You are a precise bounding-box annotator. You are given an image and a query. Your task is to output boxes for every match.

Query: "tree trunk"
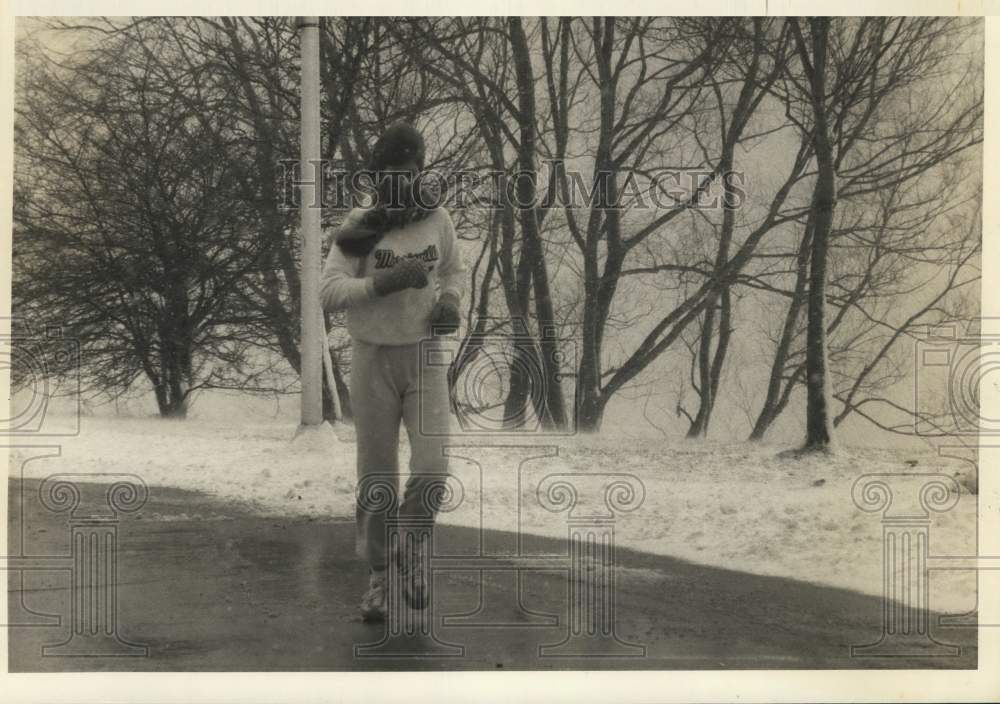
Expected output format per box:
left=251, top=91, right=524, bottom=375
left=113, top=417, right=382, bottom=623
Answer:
left=686, top=142, right=739, bottom=439
left=449, top=215, right=498, bottom=401
left=749, top=216, right=813, bottom=441
left=154, top=354, right=190, bottom=418
left=159, top=395, right=188, bottom=418
left=686, top=305, right=717, bottom=438
left=155, top=277, right=192, bottom=419
left=686, top=286, right=731, bottom=438
left=799, top=18, right=836, bottom=451
left=503, top=337, right=538, bottom=429
left=685, top=135, right=744, bottom=438
left=576, top=391, right=606, bottom=433
left=509, top=17, right=567, bottom=431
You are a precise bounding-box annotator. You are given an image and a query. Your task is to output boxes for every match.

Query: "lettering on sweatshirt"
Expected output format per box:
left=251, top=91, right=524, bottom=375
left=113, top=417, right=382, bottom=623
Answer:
left=372, top=244, right=439, bottom=270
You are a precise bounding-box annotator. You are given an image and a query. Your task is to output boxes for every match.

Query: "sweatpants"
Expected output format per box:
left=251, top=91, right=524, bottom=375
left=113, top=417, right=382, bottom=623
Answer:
left=351, top=338, right=451, bottom=571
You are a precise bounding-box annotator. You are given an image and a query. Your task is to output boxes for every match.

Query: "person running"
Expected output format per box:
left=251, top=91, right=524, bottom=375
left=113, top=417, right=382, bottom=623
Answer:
left=320, top=123, right=465, bottom=621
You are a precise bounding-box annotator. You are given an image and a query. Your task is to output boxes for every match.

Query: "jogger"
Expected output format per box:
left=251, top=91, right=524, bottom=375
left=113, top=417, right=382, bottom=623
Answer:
left=319, top=123, right=465, bottom=620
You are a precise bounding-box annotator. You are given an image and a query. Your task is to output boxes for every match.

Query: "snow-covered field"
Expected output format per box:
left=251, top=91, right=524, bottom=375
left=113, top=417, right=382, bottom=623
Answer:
left=7, top=413, right=978, bottom=614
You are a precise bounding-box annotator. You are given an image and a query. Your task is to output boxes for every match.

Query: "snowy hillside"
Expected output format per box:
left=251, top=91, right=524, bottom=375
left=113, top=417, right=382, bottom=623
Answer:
left=7, top=414, right=978, bottom=614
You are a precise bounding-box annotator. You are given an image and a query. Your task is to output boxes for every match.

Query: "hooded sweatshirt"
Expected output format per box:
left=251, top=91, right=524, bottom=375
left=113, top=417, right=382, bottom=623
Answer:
left=320, top=206, right=466, bottom=345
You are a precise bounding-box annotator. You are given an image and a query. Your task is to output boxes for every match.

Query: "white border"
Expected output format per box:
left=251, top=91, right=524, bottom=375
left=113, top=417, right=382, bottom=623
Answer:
left=1, top=4, right=997, bottom=703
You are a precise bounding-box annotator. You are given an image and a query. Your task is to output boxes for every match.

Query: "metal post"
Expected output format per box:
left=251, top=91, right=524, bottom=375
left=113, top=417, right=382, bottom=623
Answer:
left=298, top=16, right=323, bottom=427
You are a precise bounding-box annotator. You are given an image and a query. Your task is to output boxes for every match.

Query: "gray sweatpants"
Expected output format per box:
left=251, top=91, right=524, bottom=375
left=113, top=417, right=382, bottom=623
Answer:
left=351, top=338, right=451, bottom=571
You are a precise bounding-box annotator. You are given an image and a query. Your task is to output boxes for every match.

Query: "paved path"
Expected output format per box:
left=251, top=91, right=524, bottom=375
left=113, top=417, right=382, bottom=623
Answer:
left=6, top=478, right=976, bottom=671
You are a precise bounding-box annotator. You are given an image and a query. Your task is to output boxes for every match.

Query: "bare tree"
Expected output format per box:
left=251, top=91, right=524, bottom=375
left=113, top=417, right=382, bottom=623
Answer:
left=386, top=17, right=569, bottom=430
left=788, top=17, right=837, bottom=450
left=748, top=16, right=983, bottom=442
left=677, top=19, right=785, bottom=437
left=543, top=18, right=807, bottom=431
left=14, top=20, right=265, bottom=416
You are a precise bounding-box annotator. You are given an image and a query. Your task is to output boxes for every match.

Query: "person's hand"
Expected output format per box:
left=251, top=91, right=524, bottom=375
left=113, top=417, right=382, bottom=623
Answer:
left=429, top=292, right=461, bottom=335
left=372, top=257, right=429, bottom=297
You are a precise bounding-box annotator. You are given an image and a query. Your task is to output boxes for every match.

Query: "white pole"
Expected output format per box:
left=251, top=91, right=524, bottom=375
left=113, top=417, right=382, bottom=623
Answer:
left=298, top=16, right=323, bottom=427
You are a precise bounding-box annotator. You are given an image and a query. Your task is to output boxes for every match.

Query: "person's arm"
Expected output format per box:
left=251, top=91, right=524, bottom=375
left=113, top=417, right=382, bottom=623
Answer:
left=429, top=209, right=467, bottom=334
left=321, top=212, right=378, bottom=313
left=321, top=211, right=430, bottom=313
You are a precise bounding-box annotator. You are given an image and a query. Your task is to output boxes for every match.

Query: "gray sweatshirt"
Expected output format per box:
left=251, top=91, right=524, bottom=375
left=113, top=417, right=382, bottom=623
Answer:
left=320, top=206, right=466, bottom=345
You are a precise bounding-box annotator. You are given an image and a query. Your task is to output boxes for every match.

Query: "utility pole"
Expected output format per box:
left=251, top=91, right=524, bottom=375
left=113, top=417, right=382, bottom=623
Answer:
left=297, top=16, right=323, bottom=428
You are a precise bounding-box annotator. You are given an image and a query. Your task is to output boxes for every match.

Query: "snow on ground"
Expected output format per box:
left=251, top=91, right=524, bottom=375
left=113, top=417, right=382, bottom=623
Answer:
left=7, top=413, right=978, bottom=613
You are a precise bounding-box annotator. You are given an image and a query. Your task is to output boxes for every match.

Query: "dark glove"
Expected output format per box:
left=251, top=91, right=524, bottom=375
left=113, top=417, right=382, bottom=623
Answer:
left=372, top=257, right=429, bottom=297
left=429, top=292, right=461, bottom=335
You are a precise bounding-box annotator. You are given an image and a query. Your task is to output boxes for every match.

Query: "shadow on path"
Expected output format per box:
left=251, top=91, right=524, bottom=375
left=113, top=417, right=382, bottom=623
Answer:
left=6, top=478, right=976, bottom=671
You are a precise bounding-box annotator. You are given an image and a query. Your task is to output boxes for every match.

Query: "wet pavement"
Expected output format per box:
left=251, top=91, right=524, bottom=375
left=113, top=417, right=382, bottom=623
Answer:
left=7, top=478, right=977, bottom=671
